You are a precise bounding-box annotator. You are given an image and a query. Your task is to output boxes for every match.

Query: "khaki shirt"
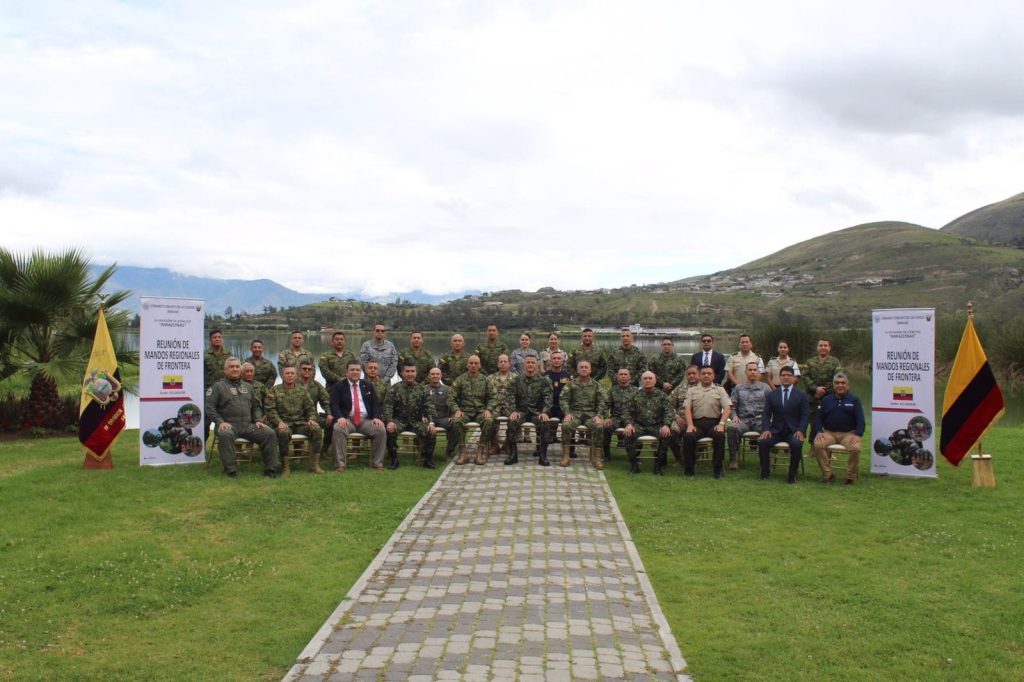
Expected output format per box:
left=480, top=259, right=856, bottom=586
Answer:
left=726, top=351, right=765, bottom=383
left=684, top=384, right=732, bottom=420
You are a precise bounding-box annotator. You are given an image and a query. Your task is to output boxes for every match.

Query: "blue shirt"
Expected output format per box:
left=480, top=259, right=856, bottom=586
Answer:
left=815, top=392, right=865, bottom=435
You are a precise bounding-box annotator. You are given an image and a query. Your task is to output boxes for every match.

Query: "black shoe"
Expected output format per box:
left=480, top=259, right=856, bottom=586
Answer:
left=629, top=460, right=641, bottom=474
left=713, top=472, right=723, bottom=480
left=760, top=474, right=770, bottom=480
left=226, top=470, right=239, bottom=478
left=422, top=455, right=436, bottom=469
left=503, top=452, right=518, bottom=465
left=387, top=453, right=400, bottom=470
left=538, top=449, right=550, bottom=466
left=263, top=469, right=278, bottom=478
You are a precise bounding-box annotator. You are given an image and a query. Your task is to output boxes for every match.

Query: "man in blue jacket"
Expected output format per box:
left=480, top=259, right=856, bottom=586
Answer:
left=811, top=372, right=865, bottom=485
left=757, top=366, right=809, bottom=483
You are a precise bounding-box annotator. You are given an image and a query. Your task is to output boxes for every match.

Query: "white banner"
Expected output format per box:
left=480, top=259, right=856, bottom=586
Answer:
left=870, top=308, right=937, bottom=477
left=139, top=297, right=206, bottom=466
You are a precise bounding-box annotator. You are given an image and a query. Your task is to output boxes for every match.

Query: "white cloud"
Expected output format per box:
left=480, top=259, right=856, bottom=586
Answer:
left=2, top=0, right=1023, bottom=298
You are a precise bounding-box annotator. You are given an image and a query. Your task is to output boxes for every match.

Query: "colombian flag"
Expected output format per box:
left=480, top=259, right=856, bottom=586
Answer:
left=79, top=307, right=126, bottom=468
left=940, top=316, right=1004, bottom=466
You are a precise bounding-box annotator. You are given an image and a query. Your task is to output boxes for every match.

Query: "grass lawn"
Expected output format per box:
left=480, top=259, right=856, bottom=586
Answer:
left=606, top=425, right=1024, bottom=681
left=0, top=432, right=441, bottom=680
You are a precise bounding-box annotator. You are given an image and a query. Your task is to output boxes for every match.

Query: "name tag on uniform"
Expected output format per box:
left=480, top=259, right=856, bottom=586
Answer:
left=240, top=387, right=248, bottom=394
left=230, top=387, right=238, bottom=395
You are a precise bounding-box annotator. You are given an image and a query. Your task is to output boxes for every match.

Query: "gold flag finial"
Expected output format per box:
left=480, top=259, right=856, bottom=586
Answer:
left=967, top=301, right=974, bottom=319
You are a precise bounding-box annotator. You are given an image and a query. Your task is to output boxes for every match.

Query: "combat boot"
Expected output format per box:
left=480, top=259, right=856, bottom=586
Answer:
left=281, top=456, right=291, bottom=476
left=387, top=448, right=399, bottom=470
left=537, top=442, right=550, bottom=467
left=475, top=447, right=487, bottom=465
left=503, top=442, right=519, bottom=466
left=560, top=447, right=571, bottom=467
left=628, top=448, right=641, bottom=474
left=310, top=453, right=325, bottom=474
left=456, top=445, right=469, bottom=465
left=591, top=447, right=604, bottom=471
left=422, top=446, right=436, bottom=469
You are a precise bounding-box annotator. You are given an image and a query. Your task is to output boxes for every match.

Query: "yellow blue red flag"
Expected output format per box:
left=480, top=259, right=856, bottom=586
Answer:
left=940, top=316, right=1004, bottom=466
left=79, top=307, right=126, bottom=467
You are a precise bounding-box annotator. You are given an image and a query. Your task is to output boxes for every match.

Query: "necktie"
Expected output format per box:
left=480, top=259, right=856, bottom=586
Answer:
left=352, top=382, right=362, bottom=426
left=704, top=352, right=710, bottom=367
left=783, top=387, right=789, bottom=404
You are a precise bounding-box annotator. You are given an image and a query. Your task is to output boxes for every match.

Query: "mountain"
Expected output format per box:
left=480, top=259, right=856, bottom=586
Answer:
left=94, top=266, right=476, bottom=313
left=941, top=192, right=1024, bottom=247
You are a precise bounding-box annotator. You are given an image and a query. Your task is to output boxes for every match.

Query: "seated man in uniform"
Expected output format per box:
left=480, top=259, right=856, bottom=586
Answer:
left=298, top=359, right=333, bottom=459
left=384, top=361, right=438, bottom=470
left=727, top=361, right=771, bottom=470
left=668, top=365, right=701, bottom=464
left=506, top=355, right=554, bottom=466
left=448, top=355, right=495, bottom=465
left=485, top=354, right=516, bottom=455
left=561, top=360, right=608, bottom=469
left=605, top=368, right=638, bottom=463
left=265, top=365, right=324, bottom=475
left=683, top=366, right=732, bottom=478
left=206, top=356, right=279, bottom=478
left=623, top=371, right=672, bottom=475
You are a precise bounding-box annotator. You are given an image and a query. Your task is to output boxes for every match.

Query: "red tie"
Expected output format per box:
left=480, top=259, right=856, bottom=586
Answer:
left=352, top=382, right=362, bottom=426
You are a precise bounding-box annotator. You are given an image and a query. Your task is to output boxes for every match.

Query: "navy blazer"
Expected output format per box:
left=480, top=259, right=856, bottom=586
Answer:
left=690, top=350, right=727, bottom=384
left=761, top=385, right=809, bottom=435
left=330, top=379, right=382, bottom=421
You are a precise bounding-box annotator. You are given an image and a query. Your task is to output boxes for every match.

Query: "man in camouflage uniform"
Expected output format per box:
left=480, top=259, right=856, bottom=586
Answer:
left=624, top=371, right=673, bottom=474
left=728, top=361, right=771, bottom=469
left=384, top=362, right=438, bottom=470
left=265, top=365, right=324, bottom=474
left=241, top=363, right=267, bottom=412
left=425, top=367, right=455, bottom=462
left=398, top=331, right=435, bottom=384
left=298, top=359, right=333, bottom=456
left=607, top=328, right=647, bottom=387
left=506, top=355, right=554, bottom=466
left=245, top=339, right=277, bottom=388
left=319, top=331, right=357, bottom=393
left=605, top=367, right=639, bottom=464
left=279, top=330, right=314, bottom=371
left=568, top=328, right=608, bottom=381
left=204, top=329, right=231, bottom=440
left=475, top=324, right=509, bottom=375
left=684, top=366, right=733, bottom=478
left=365, top=360, right=389, bottom=404
left=801, top=338, right=842, bottom=437
left=448, top=355, right=495, bottom=465
left=668, top=364, right=701, bottom=463
left=359, top=323, right=399, bottom=381
left=439, top=333, right=469, bottom=384
left=648, top=337, right=687, bottom=393
left=205, top=356, right=279, bottom=478
left=485, top=354, right=517, bottom=455
left=561, top=360, right=608, bottom=469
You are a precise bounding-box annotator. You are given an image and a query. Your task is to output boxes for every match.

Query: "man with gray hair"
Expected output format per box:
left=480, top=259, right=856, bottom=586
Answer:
left=811, top=372, right=865, bottom=485
left=206, top=356, right=280, bottom=478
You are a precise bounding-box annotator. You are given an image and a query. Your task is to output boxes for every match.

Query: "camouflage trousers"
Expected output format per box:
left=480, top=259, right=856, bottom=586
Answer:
left=386, top=420, right=437, bottom=458
left=274, top=422, right=324, bottom=459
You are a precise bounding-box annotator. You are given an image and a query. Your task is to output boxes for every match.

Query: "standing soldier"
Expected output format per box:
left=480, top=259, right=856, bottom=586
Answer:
left=241, top=363, right=267, bottom=412
left=265, top=365, right=324, bottom=475
left=765, top=339, right=800, bottom=390
left=725, top=334, right=766, bottom=389
left=486, top=354, right=517, bottom=455
left=439, top=333, right=469, bottom=384
left=604, top=368, right=639, bottom=463
left=425, top=367, right=454, bottom=465
left=364, top=360, right=389, bottom=405
left=569, top=328, right=608, bottom=381
left=319, top=331, right=357, bottom=394
left=204, top=329, right=231, bottom=440
left=510, top=332, right=541, bottom=375
left=359, top=323, right=399, bottom=381
left=205, top=356, right=279, bottom=478
left=298, top=360, right=333, bottom=459
left=624, top=371, right=673, bottom=475
left=540, top=332, right=565, bottom=373
left=384, top=362, right=438, bottom=470
left=245, top=339, right=278, bottom=389
left=475, top=324, right=509, bottom=375
left=801, top=338, right=842, bottom=437
left=607, top=328, right=647, bottom=387
left=448, top=355, right=495, bottom=465
left=684, top=366, right=732, bottom=478
left=278, top=330, right=314, bottom=371
left=398, top=330, right=435, bottom=383
left=507, top=356, right=554, bottom=466
left=668, top=365, right=701, bottom=464
left=561, top=360, right=608, bottom=469
left=648, top=337, right=687, bottom=393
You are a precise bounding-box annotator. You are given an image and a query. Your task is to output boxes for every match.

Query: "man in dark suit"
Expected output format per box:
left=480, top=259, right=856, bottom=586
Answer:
left=330, top=360, right=387, bottom=471
left=758, top=366, right=809, bottom=482
left=690, top=333, right=727, bottom=385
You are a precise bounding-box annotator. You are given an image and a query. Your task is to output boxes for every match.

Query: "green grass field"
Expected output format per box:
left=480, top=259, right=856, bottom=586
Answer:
left=1, top=428, right=1021, bottom=680
left=605, top=427, right=1024, bottom=681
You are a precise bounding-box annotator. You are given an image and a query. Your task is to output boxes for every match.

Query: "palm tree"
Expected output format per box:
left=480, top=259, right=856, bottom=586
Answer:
left=0, top=248, right=135, bottom=429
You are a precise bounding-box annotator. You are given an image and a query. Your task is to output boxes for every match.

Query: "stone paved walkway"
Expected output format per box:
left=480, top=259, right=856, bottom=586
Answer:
left=284, top=449, right=689, bottom=681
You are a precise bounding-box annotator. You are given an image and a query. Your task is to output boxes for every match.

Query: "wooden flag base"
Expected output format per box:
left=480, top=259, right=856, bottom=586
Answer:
left=83, top=451, right=114, bottom=469
left=971, top=454, right=995, bottom=488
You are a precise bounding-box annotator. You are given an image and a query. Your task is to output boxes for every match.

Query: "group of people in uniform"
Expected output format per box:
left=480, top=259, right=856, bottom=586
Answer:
left=204, top=325, right=864, bottom=485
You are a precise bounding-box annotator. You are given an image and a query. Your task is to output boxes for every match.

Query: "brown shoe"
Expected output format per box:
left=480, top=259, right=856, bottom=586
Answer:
left=475, top=450, right=487, bottom=465
left=728, top=461, right=739, bottom=470
left=843, top=478, right=855, bottom=485
left=372, top=465, right=385, bottom=471
left=456, top=446, right=469, bottom=465
left=560, top=451, right=570, bottom=467
left=591, top=450, right=604, bottom=471
left=335, top=466, right=345, bottom=473
left=310, top=454, right=325, bottom=474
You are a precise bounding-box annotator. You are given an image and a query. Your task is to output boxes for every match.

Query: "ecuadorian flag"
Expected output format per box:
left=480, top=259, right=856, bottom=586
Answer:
left=940, top=316, right=1004, bottom=466
left=79, top=308, right=126, bottom=468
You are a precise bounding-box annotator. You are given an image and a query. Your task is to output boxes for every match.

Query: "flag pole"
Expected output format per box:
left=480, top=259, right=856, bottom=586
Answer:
left=965, top=302, right=996, bottom=487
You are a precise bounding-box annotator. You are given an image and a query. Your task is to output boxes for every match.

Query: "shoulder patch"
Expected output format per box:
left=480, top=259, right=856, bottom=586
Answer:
left=205, top=388, right=213, bottom=397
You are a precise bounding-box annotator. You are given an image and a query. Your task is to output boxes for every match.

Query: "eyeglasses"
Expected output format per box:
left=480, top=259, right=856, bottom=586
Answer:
left=300, top=367, right=314, bottom=371
left=374, top=328, right=386, bottom=333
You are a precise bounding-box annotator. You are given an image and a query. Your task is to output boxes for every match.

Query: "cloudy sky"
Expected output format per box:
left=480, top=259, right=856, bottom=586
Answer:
left=3, top=1, right=1023, bottom=297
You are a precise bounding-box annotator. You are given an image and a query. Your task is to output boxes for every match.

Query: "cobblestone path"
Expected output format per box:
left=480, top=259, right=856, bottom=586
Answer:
left=285, top=451, right=689, bottom=681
